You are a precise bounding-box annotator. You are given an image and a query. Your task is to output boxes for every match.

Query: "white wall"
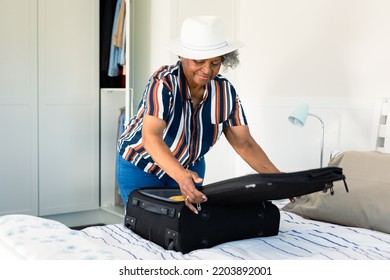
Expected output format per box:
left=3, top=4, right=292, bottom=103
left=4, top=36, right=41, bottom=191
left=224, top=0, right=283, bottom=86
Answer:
left=238, top=0, right=390, bottom=99
left=235, top=0, right=390, bottom=174
left=132, top=0, right=390, bottom=182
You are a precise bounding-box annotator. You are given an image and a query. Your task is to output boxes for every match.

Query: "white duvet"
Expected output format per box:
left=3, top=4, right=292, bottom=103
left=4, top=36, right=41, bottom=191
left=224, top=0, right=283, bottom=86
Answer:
left=1, top=210, right=389, bottom=260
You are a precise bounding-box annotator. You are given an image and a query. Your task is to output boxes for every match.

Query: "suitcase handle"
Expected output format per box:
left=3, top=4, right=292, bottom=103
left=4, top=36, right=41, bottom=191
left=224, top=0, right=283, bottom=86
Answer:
left=131, top=198, right=176, bottom=217
left=308, top=168, right=341, bottom=178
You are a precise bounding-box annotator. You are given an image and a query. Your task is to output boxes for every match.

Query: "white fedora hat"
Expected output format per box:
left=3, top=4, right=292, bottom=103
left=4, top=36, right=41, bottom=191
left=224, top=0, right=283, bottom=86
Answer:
left=170, top=16, right=244, bottom=60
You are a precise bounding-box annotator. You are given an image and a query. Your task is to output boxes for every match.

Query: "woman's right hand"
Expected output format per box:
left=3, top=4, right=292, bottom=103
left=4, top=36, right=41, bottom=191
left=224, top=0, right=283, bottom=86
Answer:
left=177, top=170, right=207, bottom=214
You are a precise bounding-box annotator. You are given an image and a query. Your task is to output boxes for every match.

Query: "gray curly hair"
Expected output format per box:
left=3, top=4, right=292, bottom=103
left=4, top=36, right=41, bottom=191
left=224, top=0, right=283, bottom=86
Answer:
left=221, top=50, right=240, bottom=71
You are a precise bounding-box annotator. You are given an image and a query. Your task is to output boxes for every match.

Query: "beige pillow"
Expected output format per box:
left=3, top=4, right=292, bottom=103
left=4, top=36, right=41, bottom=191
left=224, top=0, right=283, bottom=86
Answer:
left=282, top=151, right=390, bottom=234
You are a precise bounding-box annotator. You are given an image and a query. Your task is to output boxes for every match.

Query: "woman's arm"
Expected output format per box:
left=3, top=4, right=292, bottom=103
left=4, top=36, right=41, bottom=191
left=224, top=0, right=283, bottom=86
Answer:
left=142, top=115, right=207, bottom=213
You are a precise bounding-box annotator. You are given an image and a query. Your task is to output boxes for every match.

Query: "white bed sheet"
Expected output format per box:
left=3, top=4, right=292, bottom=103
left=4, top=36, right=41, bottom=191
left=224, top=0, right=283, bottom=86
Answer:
left=1, top=210, right=389, bottom=260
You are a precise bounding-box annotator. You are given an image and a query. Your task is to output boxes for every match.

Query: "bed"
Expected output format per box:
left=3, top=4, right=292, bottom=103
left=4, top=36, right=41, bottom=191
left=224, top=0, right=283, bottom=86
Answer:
left=1, top=151, right=390, bottom=260
left=0, top=207, right=389, bottom=260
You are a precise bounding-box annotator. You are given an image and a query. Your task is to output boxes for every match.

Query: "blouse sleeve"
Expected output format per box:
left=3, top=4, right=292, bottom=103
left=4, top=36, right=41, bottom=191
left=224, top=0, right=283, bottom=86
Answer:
left=225, top=84, right=248, bottom=127
left=143, top=77, right=172, bottom=122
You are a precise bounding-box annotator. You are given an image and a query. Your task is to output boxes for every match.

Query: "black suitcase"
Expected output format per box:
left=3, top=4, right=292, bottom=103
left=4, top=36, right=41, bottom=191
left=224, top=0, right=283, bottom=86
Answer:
left=124, top=187, right=280, bottom=254
left=124, top=167, right=347, bottom=253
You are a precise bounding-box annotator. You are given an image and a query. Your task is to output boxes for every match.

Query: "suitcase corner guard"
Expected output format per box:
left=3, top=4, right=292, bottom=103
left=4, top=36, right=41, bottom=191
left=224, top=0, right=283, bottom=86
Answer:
left=124, top=215, right=136, bottom=230
left=165, top=228, right=181, bottom=251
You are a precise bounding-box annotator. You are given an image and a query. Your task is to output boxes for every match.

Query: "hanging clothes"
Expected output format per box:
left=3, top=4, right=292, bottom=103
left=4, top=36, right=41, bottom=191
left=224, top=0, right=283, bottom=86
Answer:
left=108, top=0, right=125, bottom=77
left=113, top=0, right=125, bottom=48
left=115, top=0, right=127, bottom=71
left=100, top=0, right=122, bottom=87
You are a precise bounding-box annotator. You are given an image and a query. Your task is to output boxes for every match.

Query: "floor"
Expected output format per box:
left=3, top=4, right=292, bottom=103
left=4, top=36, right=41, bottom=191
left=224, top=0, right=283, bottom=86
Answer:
left=42, top=206, right=125, bottom=228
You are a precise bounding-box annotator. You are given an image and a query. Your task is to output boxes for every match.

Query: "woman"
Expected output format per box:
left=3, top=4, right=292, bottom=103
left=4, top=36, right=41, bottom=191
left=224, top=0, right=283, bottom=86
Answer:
left=116, top=16, right=280, bottom=214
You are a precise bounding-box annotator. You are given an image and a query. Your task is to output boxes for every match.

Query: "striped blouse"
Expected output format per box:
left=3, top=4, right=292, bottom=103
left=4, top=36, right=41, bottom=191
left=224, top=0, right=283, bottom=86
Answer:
left=117, top=61, right=248, bottom=179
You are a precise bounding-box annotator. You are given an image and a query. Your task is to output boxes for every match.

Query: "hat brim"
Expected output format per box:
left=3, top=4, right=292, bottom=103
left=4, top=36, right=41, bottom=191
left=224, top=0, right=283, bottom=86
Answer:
left=169, top=39, right=244, bottom=60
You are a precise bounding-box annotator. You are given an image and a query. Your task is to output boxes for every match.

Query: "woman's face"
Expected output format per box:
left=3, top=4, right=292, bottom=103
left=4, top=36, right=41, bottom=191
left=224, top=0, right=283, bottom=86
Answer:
left=181, top=57, right=222, bottom=88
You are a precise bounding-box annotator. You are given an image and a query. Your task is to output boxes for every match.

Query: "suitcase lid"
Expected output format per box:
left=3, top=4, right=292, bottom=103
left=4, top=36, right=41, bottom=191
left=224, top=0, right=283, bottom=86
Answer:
left=200, top=167, right=348, bottom=205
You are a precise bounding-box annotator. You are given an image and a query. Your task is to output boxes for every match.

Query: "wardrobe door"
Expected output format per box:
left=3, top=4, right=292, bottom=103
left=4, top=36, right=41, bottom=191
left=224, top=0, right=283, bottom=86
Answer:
left=38, top=0, right=99, bottom=215
left=0, top=0, right=39, bottom=215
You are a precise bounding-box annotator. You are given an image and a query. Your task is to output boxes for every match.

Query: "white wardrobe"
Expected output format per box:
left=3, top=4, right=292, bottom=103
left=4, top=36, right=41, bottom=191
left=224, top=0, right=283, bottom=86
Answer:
left=0, top=0, right=99, bottom=216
